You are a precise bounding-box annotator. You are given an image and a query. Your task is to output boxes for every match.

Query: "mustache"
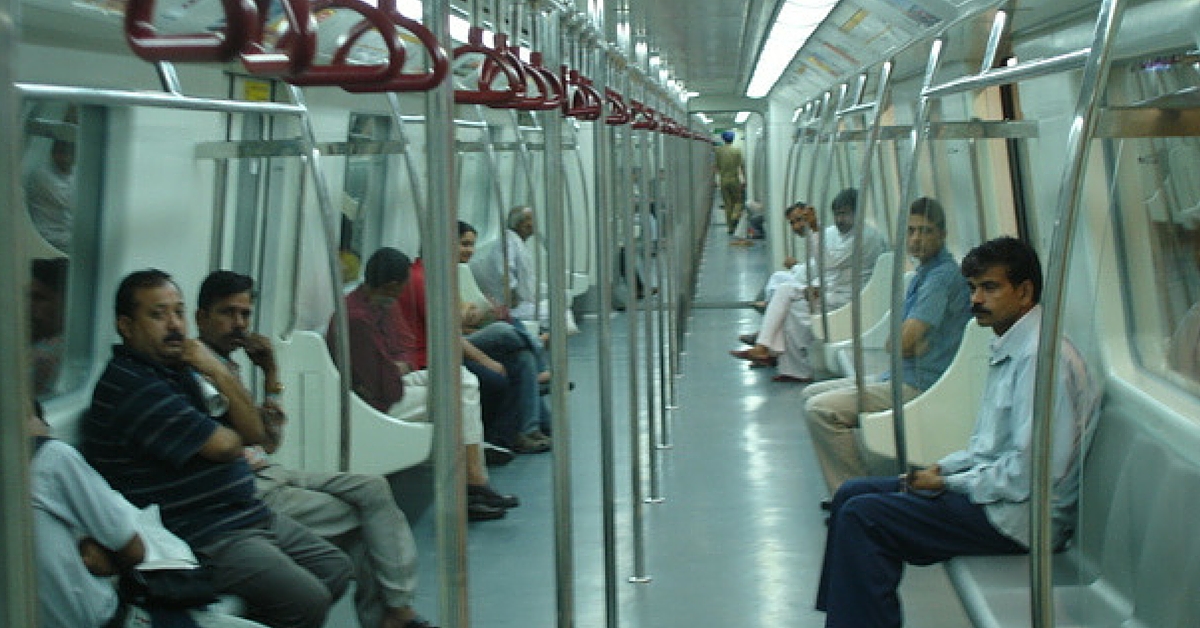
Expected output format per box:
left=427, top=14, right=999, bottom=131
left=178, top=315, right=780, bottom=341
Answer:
left=164, top=331, right=186, bottom=343
left=971, top=305, right=990, bottom=315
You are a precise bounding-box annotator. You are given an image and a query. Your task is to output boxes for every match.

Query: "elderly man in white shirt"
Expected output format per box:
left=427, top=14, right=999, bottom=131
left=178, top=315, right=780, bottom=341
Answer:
left=470, top=206, right=539, bottom=320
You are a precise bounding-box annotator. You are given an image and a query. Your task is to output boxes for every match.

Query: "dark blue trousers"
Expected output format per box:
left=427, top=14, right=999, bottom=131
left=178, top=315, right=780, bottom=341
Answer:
left=815, top=477, right=1026, bottom=628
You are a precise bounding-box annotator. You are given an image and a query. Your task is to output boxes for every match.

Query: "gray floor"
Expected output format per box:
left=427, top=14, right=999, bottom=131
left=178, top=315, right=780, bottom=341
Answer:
left=340, top=210, right=972, bottom=627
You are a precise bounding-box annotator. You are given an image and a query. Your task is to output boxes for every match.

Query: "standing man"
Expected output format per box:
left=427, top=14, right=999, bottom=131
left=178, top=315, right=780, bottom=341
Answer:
left=84, top=269, right=352, bottom=628
left=815, top=237, right=1101, bottom=627
left=803, top=197, right=972, bottom=493
left=713, top=130, right=746, bottom=235
left=195, top=270, right=434, bottom=628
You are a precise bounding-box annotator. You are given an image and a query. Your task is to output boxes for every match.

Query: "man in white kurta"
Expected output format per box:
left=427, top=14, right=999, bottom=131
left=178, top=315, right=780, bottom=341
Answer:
left=734, top=189, right=887, bottom=381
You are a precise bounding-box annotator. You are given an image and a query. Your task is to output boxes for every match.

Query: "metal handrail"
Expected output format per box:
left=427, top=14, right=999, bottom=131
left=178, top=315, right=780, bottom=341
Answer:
left=1, top=0, right=38, bottom=623
left=16, top=83, right=306, bottom=115
left=849, top=60, right=894, bottom=416
left=1029, top=1, right=1125, bottom=625
left=422, top=5, right=470, bottom=627
left=587, top=40, right=621, bottom=628
left=888, top=36, right=945, bottom=474
left=812, top=85, right=847, bottom=341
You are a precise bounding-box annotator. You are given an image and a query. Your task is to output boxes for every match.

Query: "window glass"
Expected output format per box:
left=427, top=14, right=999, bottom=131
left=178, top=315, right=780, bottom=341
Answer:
left=22, top=102, right=84, bottom=400
left=1108, top=58, right=1200, bottom=392
left=342, top=114, right=393, bottom=284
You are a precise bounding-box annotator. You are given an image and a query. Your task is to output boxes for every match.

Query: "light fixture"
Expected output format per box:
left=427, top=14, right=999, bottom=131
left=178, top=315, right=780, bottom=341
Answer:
left=746, top=0, right=838, bottom=98
left=735, top=111, right=751, bottom=124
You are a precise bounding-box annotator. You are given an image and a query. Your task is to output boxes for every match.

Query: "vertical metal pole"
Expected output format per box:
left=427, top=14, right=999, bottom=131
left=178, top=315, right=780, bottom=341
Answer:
left=811, top=87, right=844, bottom=341
left=659, top=115, right=678, bottom=446
left=0, top=0, right=38, bottom=622
left=888, top=38, right=945, bottom=474
left=620, top=74, right=651, bottom=585
left=587, top=25, right=623, bottom=628
left=425, top=2, right=469, bottom=627
left=286, top=86, right=356, bottom=474
left=1030, top=1, right=1124, bottom=626
left=538, top=5, right=576, bottom=626
left=967, top=137, right=990, bottom=243
left=639, top=90, right=664, bottom=501
left=850, top=62, right=894, bottom=416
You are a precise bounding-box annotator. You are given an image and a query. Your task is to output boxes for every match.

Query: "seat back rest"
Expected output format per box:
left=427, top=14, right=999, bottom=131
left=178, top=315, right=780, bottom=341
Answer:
left=1128, top=457, right=1200, bottom=628
left=859, top=320, right=991, bottom=465
left=459, top=262, right=490, bottom=310
left=271, top=330, right=432, bottom=476
left=1073, top=404, right=1137, bottom=581
left=811, top=251, right=894, bottom=343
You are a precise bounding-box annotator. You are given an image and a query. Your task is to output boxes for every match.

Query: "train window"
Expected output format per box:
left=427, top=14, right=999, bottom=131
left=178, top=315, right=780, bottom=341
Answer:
left=22, top=100, right=104, bottom=401
left=1107, top=57, right=1200, bottom=393
left=342, top=114, right=394, bottom=284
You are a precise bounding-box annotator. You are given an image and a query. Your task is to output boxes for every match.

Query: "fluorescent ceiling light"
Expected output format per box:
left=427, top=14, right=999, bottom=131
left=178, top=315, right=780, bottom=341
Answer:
left=735, top=111, right=751, bottom=124
left=698, top=113, right=712, bottom=125
left=746, top=0, right=838, bottom=98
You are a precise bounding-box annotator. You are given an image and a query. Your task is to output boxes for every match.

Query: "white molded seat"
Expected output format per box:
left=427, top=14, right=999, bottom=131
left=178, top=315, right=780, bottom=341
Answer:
left=810, top=252, right=894, bottom=373
left=858, top=320, right=992, bottom=465
left=270, top=331, right=432, bottom=475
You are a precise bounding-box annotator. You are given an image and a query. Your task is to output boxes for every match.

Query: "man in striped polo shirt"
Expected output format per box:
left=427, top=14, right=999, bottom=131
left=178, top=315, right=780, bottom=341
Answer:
left=84, top=269, right=352, bottom=628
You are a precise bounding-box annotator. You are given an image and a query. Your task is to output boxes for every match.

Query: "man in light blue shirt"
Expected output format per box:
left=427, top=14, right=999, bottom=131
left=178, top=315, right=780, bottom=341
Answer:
left=815, top=236, right=1101, bottom=628
left=803, top=197, right=972, bottom=493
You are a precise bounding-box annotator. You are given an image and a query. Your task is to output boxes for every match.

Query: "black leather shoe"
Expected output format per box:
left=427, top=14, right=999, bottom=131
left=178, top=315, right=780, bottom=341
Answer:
left=468, top=484, right=520, bottom=509
left=483, top=442, right=514, bottom=466
left=467, top=501, right=507, bottom=521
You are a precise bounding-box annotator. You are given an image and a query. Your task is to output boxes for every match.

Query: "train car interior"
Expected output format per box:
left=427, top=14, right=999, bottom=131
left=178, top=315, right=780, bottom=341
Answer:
left=2, top=0, right=1199, bottom=627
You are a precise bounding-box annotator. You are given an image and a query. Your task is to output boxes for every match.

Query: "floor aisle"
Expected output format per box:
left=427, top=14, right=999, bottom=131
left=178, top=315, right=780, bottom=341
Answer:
left=390, top=210, right=971, bottom=627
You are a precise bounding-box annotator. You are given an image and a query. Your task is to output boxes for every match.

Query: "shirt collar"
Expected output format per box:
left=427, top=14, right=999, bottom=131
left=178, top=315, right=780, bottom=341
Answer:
left=989, top=304, right=1042, bottom=365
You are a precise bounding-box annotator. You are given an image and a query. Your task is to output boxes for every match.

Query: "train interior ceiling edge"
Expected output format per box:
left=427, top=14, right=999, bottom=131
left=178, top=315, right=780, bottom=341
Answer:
left=5, top=0, right=1200, bottom=627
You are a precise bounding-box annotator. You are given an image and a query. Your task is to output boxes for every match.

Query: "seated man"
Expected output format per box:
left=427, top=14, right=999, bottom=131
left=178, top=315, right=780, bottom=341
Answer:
left=195, top=270, right=434, bottom=628
left=29, top=400, right=269, bottom=628
left=803, top=198, right=972, bottom=493
left=756, top=201, right=817, bottom=309
left=84, top=269, right=352, bottom=628
left=732, top=188, right=888, bottom=382
left=816, top=237, right=1101, bottom=627
left=470, top=206, right=539, bottom=320
left=330, top=247, right=516, bottom=521
left=30, top=257, right=68, bottom=397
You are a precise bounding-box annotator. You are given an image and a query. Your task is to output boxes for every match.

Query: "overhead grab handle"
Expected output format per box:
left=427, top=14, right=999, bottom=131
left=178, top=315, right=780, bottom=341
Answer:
left=283, top=0, right=407, bottom=87
left=521, top=51, right=565, bottom=110
left=240, top=0, right=316, bottom=77
left=605, top=88, right=631, bottom=125
left=125, top=0, right=258, bottom=62
left=340, top=2, right=450, bottom=93
left=563, top=70, right=601, bottom=120
left=454, top=26, right=523, bottom=105
left=631, top=100, right=658, bottom=130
